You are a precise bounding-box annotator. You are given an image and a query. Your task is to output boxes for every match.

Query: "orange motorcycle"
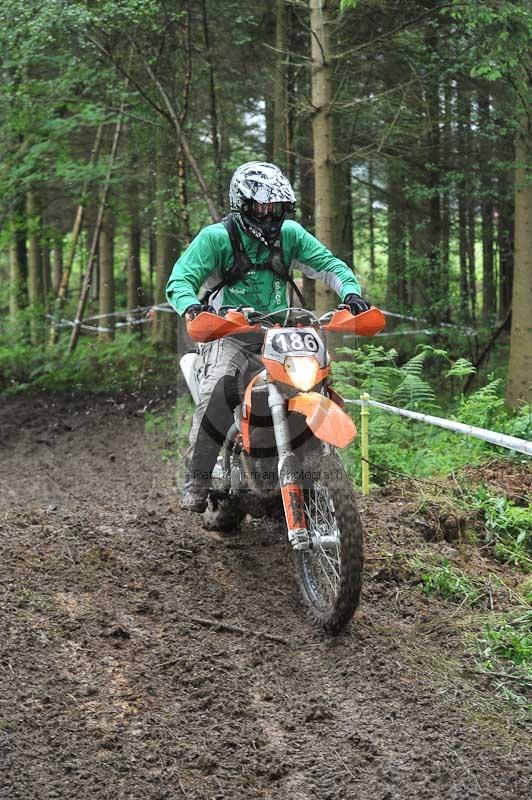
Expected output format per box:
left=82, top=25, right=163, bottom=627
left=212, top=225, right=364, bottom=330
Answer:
left=182, top=305, right=385, bottom=633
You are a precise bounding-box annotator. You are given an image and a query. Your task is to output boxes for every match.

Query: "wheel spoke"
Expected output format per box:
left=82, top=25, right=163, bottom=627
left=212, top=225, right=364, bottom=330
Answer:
left=302, top=481, right=341, bottom=604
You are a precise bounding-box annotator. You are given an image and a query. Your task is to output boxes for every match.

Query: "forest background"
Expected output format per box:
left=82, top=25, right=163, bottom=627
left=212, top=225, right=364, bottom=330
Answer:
left=1, top=0, right=531, bottom=416
left=1, top=0, right=532, bottom=722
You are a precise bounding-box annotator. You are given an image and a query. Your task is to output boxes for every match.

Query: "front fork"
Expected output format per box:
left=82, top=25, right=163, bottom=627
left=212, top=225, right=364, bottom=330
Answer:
left=268, top=383, right=310, bottom=551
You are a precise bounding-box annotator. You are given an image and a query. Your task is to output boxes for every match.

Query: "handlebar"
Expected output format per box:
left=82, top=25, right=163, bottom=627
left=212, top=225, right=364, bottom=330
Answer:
left=186, top=305, right=386, bottom=343
left=215, top=305, right=335, bottom=325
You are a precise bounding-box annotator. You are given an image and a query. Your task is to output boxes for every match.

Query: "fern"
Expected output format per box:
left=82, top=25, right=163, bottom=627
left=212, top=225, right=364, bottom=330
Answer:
left=393, top=372, right=437, bottom=409
left=446, top=358, right=476, bottom=378
left=392, top=349, right=438, bottom=409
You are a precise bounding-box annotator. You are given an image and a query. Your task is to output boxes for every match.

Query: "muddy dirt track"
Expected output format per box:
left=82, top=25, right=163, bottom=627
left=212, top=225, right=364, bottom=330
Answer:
left=0, top=392, right=530, bottom=800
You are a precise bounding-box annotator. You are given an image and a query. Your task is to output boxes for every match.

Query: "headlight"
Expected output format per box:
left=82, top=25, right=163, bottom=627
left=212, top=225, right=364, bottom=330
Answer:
left=284, top=355, right=319, bottom=391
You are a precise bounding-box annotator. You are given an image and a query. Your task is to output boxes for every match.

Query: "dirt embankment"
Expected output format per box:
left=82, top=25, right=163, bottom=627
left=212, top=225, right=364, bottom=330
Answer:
left=0, top=393, right=530, bottom=800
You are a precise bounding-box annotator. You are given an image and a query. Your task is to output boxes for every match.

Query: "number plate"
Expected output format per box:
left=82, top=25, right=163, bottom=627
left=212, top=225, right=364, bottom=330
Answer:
left=263, top=327, right=326, bottom=366
left=271, top=331, right=320, bottom=354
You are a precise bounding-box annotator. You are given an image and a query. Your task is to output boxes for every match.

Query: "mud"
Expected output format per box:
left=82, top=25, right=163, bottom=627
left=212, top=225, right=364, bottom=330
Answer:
left=0, top=392, right=530, bottom=799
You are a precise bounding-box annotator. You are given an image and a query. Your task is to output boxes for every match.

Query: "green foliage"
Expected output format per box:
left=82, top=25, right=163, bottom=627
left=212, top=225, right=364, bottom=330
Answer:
left=334, top=343, right=454, bottom=410
left=335, top=342, right=531, bottom=499
left=446, top=358, right=476, bottom=379
left=482, top=612, right=532, bottom=668
left=0, top=333, right=175, bottom=395
left=447, top=0, right=532, bottom=92
left=392, top=348, right=439, bottom=409
left=477, top=611, right=532, bottom=718
left=455, top=379, right=505, bottom=428
left=144, top=395, right=193, bottom=464
left=469, top=488, right=532, bottom=572
left=418, top=559, right=483, bottom=606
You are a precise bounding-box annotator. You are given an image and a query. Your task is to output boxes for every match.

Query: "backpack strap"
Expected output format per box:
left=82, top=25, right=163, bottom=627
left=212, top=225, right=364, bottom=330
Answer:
left=265, top=239, right=306, bottom=306
left=209, top=213, right=306, bottom=306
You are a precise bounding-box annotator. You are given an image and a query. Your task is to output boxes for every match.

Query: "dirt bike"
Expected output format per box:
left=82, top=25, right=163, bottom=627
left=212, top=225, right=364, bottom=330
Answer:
left=180, top=305, right=385, bottom=633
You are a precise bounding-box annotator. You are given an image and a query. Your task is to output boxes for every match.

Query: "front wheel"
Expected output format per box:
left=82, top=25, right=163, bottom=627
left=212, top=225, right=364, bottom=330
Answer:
left=292, top=450, right=363, bottom=634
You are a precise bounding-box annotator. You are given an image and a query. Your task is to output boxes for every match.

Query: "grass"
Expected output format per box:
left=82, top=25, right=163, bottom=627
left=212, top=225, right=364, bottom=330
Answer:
left=145, top=394, right=193, bottom=468
left=467, top=487, right=532, bottom=573
left=0, top=333, right=177, bottom=395
left=418, top=559, right=484, bottom=606
left=475, top=610, right=532, bottom=721
left=400, top=540, right=532, bottom=719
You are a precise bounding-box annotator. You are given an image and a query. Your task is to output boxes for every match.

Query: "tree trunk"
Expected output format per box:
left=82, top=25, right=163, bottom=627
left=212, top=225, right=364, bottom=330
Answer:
left=176, top=147, right=192, bottom=245
left=52, top=237, right=63, bottom=296
left=99, top=216, right=115, bottom=342
left=42, top=236, right=51, bottom=304
left=152, top=130, right=179, bottom=350
left=148, top=226, right=156, bottom=305
left=505, top=117, right=532, bottom=407
left=67, top=109, right=124, bottom=355
left=297, top=129, right=316, bottom=308
left=127, top=179, right=143, bottom=330
left=458, top=194, right=469, bottom=315
left=386, top=159, right=408, bottom=311
left=457, top=82, right=469, bottom=318
left=8, top=202, right=28, bottom=320
left=310, top=0, right=340, bottom=314
left=478, top=90, right=496, bottom=320
left=88, top=214, right=100, bottom=302
left=368, top=160, right=376, bottom=273
left=339, top=161, right=353, bottom=268
left=441, top=80, right=452, bottom=320
left=263, top=6, right=275, bottom=163
left=49, top=124, right=104, bottom=344
left=26, top=190, right=44, bottom=343
left=273, top=0, right=289, bottom=173
left=497, top=135, right=514, bottom=327
left=176, top=2, right=193, bottom=244
left=498, top=188, right=514, bottom=325
left=467, top=199, right=477, bottom=323
left=465, top=92, right=477, bottom=322
left=425, top=55, right=442, bottom=323
left=200, top=0, right=223, bottom=210
left=407, top=171, right=430, bottom=311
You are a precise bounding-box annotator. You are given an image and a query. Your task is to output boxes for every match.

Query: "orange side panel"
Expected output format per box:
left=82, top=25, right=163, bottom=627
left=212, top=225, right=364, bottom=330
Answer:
left=281, top=483, right=306, bottom=530
left=288, top=392, right=357, bottom=448
left=323, top=306, right=386, bottom=337
left=241, top=373, right=262, bottom=453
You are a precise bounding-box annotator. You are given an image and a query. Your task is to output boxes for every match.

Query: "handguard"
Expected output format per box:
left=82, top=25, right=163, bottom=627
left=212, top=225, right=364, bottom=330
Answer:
left=323, top=306, right=386, bottom=336
left=186, top=310, right=260, bottom=343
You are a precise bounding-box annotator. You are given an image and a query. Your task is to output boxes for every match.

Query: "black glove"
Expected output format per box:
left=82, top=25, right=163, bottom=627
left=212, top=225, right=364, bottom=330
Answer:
left=184, top=303, right=214, bottom=319
left=341, top=293, right=370, bottom=316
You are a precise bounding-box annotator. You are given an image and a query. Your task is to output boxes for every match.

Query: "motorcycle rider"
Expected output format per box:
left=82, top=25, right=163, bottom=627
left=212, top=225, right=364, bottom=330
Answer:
left=166, top=161, right=369, bottom=515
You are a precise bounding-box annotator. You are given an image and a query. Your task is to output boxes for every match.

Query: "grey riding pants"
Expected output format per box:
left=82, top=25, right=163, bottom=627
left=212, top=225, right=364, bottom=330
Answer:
left=186, top=335, right=263, bottom=482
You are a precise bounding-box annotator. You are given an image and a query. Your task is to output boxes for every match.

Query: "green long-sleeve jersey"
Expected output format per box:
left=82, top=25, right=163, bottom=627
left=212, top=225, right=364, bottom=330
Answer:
left=166, top=218, right=361, bottom=316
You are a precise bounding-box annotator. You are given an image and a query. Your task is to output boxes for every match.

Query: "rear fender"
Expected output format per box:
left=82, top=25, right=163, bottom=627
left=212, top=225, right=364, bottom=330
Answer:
left=288, top=391, right=357, bottom=448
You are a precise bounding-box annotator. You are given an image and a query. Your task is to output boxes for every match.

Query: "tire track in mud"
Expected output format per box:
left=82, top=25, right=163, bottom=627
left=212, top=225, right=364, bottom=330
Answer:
left=0, top=394, right=530, bottom=799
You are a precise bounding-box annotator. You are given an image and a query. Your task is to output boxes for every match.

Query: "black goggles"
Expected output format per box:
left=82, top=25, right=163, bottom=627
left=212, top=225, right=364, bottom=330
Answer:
left=246, top=201, right=292, bottom=220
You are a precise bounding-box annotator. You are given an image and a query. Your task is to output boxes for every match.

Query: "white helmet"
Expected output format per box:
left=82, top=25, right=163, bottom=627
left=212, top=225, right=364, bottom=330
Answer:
left=229, top=161, right=296, bottom=245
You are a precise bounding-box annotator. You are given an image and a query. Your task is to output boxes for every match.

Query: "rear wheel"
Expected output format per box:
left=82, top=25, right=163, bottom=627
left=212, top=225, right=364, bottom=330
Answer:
left=292, top=450, right=363, bottom=634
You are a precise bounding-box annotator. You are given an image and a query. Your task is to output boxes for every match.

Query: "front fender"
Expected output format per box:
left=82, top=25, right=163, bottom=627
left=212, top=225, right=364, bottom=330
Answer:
left=287, top=391, right=357, bottom=448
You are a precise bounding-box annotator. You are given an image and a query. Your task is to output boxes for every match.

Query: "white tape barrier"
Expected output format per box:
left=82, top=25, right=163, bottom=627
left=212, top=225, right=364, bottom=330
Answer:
left=377, top=328, right=436, bottom=338
left=83, top=302, right=173, bottom=322
left=46, top=303, right=175, bottom=334
left=346, top=397, right=532, bottom=457
left=380, top=308, right=475, bottom=335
